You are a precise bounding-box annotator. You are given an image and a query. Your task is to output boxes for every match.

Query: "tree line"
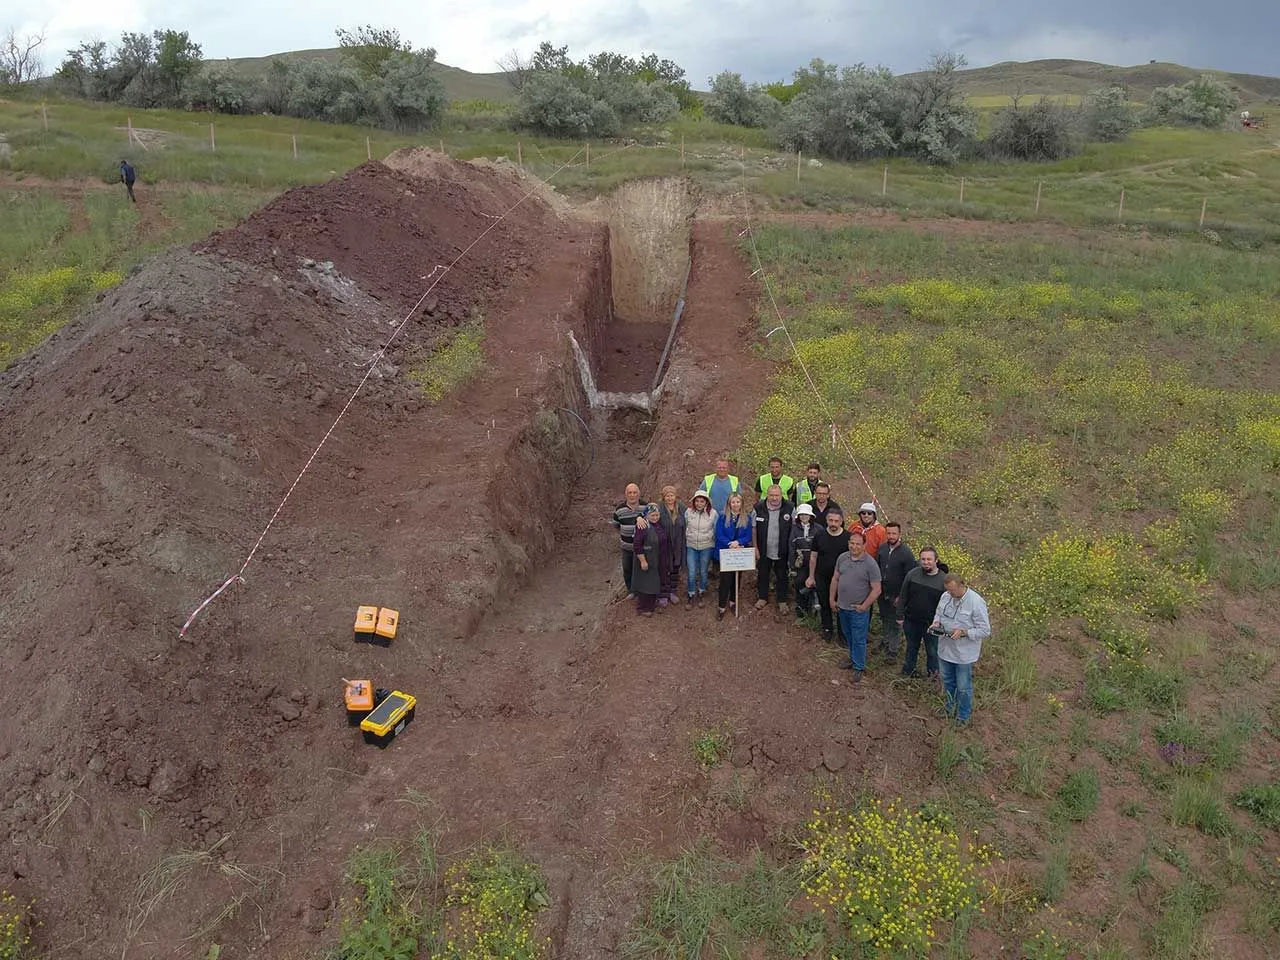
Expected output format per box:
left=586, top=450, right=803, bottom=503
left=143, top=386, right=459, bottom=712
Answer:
left=2, top=23, right=1249, bottom=162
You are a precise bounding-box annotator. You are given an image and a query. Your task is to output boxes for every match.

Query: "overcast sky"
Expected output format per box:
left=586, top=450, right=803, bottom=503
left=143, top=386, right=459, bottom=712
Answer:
left=15, top=0, right=1278, bottom=85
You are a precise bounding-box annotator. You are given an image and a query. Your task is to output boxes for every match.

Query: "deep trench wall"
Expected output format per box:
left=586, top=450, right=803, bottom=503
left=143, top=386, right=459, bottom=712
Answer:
left=606, top=178, right=696, bottom=323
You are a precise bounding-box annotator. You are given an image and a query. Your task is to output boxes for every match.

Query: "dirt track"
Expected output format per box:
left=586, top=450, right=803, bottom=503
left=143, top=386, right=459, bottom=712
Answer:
left=0, top=156, right=943, bottom=957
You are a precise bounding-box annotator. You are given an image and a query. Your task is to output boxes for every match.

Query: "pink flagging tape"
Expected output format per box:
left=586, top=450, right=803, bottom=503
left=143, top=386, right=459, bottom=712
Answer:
left=180, top=146, right=590, bottom=638
left=179, top=574, right=245, bottom=637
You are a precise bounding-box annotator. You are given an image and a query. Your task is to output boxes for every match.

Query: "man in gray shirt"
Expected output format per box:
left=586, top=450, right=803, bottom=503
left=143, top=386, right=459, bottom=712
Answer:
left=752, top=484, right=793, bottom=613
left=829, top=530, right=881, bottom=680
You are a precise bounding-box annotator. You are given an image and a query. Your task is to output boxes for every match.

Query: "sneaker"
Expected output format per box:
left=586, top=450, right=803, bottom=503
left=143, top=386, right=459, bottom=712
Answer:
left=754, top=599, right=768, bottom=611
left=852, top=670, right=864, bottom=683
left=838, top=658, right=854, bottom=670
left=953, top=718, right=970, bottom=729
left=658, top=597, right=669, bottom=608
left=669, top=593, right=680, bottom=605
left=717, top=608, right=725, bottom=621
left=686, top=595, right=696, bottom=609
left=822, top=629, right=834, bottom=643
left=778, top=602, right=790, bottom=615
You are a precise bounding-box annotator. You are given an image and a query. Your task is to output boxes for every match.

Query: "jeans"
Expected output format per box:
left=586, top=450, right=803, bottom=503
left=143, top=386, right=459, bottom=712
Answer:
left=902, top=619, right=939, bottom=677
left=940, top=659, right=975, bottom=722
left=686, top=546, right=713, bottom=595
left=876, top=597, right=901, bottom=655
left=620, top=549, right=635, bottom=592
left=756, top=555, right=789, bottom=602
left=837, top=608, right=870, bottom=672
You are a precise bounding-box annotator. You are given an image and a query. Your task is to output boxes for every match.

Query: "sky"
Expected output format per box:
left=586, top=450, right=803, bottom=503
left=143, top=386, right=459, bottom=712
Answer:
left=13, top=0, right=1279, bottom=85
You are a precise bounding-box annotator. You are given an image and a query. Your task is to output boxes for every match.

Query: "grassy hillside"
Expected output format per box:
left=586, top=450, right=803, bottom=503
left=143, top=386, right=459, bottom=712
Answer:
left=923, top=58, right=1280, bottom=104
left=207, top=48, right=515, bottom=102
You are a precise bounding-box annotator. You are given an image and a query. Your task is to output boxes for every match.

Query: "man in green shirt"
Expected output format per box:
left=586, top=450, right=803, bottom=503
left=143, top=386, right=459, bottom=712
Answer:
left=754, top=456, right=795, bottom=502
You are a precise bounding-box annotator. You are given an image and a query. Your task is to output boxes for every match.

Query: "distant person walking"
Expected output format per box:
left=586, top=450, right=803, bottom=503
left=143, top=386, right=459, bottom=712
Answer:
left=931, top=573, right=992, bottom=727
left=683, top=490, right=718, bottom=607
left=119, top=160, right=136, bottom=203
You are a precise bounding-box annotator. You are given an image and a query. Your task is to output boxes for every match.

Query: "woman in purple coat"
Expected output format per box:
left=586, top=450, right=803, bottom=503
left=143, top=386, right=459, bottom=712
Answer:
left=631, top=503, right=668, bottom=616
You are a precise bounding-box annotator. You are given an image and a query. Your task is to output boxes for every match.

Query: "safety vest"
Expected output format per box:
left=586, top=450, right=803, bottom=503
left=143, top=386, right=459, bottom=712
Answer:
left=703, top=474, right=739, bottom=494
left=757, top=473, right=795, bottom=500
left=795, top=478, right=821, bottom=504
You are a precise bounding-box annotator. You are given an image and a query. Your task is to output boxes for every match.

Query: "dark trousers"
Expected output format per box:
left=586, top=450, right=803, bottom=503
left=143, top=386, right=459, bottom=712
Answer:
left=876, top=596, right=901, bottom=655
left=125, top=181, right=136, bottom=202
left=717, top=568, right=739, bottom=608
left=620, top=549, right=635, bottom=592
left=756, top=556, right=789, bottom=602
left=815, top=572, right=835, bottom=633
left=794, top=572, right=817, bottom=616
left=902, top=618, right=940, bottom=677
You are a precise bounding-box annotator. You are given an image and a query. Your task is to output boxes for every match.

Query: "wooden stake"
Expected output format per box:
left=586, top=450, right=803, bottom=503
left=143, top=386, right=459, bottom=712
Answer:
left=209, top=122, right=215, bottom=152
left=1035, top=180, right=1042, bottom=213
left=585, top=141, right=590, bottom=166
left=797, top=150, right=802, bottom=182
left=366, top=136, right=371, bottom=160
left=517, top=140, right=522, bottom=169
left=1198, top=196, right=1208, bottom=228
left=680, top=134, right=685, bottom=168
left=881, top=164, right=888, bottom=195
left=959, top=176, right=965, bottom=203
left=127, top=115, right=133, bottom=142
left=439, top=139, right=444, bottom=154
left=1118, top=188, right=1125, bottom=221
left=292, top=134, right=297, bottom=159
left=41, top=102, right=48, bottom=131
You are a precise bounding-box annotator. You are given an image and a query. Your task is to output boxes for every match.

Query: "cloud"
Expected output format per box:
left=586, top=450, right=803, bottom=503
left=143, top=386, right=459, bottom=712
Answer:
left=13, top=0, right=1277, bottom=86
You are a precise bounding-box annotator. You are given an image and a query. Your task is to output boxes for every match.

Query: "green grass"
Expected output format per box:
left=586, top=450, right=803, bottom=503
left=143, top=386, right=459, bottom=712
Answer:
left=1052, top=769, right=1101, bottom=823
left=1232, top=781, right=1280, bottom=829
left=1169, top=779, right=1234, bottom=837
left=691, top=728, right=730, bottom=769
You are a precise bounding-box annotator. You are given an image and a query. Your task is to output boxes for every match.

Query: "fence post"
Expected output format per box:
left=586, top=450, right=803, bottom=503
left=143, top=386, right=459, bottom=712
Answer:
left=585, top=141, right=590, bottom=166
left=1118, top=188, right=1125, bottom=221
left=797, top=150, right=802, bottom=183
left=680, top=135, right=685, bottom=168
left=366, top=136, right=371, bottom=160
left=1035, top=180, right=1042, bottom=213
left=209, top=123, right=215, bottom=152
left=127, top=115, right=133, bottom=143
left=517, top=140, right=522, bottom=169
left=41, top=102, right=48, bottom=131
left=1198, top=196, right=1208, bottom=228
left=959, top=177, right=965, bottom=203
left=881, top=164, right=888, bottom=196
left=439, top=139, right=444, bottom=154
left=292, top=134, right=297, bottom=159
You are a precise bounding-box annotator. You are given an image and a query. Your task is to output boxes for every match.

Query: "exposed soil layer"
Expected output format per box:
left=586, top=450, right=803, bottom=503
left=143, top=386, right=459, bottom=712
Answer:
left=595, top=320, right=671, bottom=393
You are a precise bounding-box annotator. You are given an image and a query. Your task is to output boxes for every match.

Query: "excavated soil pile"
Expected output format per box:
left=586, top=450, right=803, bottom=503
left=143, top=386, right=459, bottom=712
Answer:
left=0, top=154, right=603, bottom=955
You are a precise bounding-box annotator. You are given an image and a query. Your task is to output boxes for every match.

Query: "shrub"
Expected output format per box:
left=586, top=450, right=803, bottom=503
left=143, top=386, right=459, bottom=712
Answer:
left=705, top=71, right=781, bottom=128
left=185, top=68, right=253, bottom=114
left=986, top=97, right=1077, bottom=160
left=800, top=798, right=998, bottom=954
left=1145, top=74, right=1239, bottom=128
left=1083, top=85, right=1137, bottom=142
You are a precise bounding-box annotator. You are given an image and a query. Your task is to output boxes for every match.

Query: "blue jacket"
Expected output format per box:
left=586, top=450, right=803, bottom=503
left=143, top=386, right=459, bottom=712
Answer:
left=715, top=512, right=752, bottom=551
left=120, top=162, right=136, bottom=184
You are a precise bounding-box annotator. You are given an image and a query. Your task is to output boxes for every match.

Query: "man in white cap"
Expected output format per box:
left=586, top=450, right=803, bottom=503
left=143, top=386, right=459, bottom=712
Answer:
left=850, top=502, right=887, bottom=560
left=787, top=501, right=820, bottom=618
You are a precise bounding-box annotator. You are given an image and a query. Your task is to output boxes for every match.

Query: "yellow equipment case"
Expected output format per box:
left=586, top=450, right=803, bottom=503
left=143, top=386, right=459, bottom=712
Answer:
left=360, top=690, right=417, bottom=748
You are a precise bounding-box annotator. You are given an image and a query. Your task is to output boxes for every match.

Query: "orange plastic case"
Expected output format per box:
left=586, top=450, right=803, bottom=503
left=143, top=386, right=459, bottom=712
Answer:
left=354, top=605, right=378, bottom=643
left=374, top=607, right=398, bottom=646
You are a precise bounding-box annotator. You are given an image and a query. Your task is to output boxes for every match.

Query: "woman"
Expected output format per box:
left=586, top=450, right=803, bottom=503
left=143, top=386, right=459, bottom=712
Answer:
left=658, top=484, right=686, bottom=607
left=714, top=492, right=753, bottom=621
left=631, top=503, right=667, bottom=616
left=683, top=490, right=717, bottom=607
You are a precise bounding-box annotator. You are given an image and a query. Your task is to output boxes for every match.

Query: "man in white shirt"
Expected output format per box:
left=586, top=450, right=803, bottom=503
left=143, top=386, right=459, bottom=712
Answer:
left=931, top=573, right=991, bottom=727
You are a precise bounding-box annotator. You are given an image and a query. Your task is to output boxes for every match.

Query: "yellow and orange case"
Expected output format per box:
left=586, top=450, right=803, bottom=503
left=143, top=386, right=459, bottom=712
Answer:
left=360, top=691, right=417, bottom=748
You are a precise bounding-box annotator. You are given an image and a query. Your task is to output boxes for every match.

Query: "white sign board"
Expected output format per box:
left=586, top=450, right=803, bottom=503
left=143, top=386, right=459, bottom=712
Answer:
left=718, top=547, right=755, bottom=572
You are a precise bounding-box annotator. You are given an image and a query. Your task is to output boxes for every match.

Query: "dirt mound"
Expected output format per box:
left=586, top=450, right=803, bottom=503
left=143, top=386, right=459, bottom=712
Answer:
left=0, top=159, right=595, bottom=955
left=384, top=146, right=573, bottom=217
left=197, top=159, right=549, bottom=321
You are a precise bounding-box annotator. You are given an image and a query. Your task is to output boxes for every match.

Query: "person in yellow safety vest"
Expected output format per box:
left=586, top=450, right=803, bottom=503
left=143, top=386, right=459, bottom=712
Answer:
left=794, top=461, right=823, bottom=505
left=754, top=456, right=795, bottom=502
left=698, top=457, right=739, bottom=515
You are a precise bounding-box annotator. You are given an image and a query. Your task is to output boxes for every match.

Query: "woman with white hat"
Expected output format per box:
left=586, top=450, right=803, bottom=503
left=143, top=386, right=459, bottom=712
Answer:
left=787, top=502, right=820, bottom=618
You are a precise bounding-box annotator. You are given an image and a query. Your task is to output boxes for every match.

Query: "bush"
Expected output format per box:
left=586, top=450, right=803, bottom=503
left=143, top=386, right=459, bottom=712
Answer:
left=185, top=68, right=253, bottom=114
left=514, top=72, right=600, bottom=137
left=705, top=71, right=780, bottom=128
left=772, top=60, right=906, bottom=161
left=1083, top=85, right=1136, bottom=142
left=1145, top=74, right=1239, bottom=128
left=986, top=97, right=1077, bottom=160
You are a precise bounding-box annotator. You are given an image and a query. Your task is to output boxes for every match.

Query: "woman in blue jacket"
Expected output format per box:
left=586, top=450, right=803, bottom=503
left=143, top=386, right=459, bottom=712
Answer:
left=715, top=492, right=753, bottom=620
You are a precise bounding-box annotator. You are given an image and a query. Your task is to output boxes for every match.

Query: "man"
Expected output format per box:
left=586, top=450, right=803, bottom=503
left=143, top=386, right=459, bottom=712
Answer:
left=794, top=462, right=823, bottom=505
left=810, top=482, right=842, bottom=527
left=754, top=457, right=796, bottom=502
left=697, top=457, right=739, bottom=516
left=850, top=502, right=887, bottom=558
left=830, top=531, right=881, bottom=680
left=610, top=483, right=645, bottom=596
left=752, top=484, right=793, bottom=613
left=806, top=507, right=850, bottom=642
left=931, top=573, right=992, bottom=727
left=119, top=159, right=136, bottom=202
left=897, top=546, right=948, bottom=680
left=875, top=522, right=916, bottom=661
left=787, top=502, right=819, bottom=618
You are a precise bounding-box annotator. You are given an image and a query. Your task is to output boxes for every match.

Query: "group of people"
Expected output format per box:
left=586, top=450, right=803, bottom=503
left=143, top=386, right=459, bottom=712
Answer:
left=609, top=457, right=992, bottom=726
